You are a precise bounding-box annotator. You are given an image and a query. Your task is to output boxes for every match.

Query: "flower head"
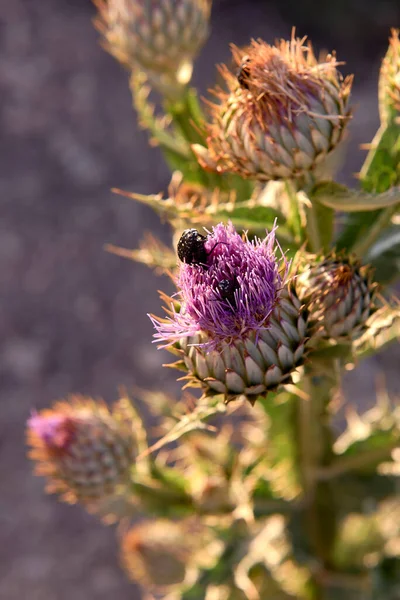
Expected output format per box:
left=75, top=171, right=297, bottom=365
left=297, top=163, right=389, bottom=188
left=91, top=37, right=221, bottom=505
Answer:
left=151, top=223, right=309, bottom=402
left=193, top=34, right=353, bottom=181
left=27, top=396, right=136, bottom=509
left=94, top=0, right=211, bottom=97
left=153, top=222, right=286, bottom=350
left=297, top=255, right=378, bottom=341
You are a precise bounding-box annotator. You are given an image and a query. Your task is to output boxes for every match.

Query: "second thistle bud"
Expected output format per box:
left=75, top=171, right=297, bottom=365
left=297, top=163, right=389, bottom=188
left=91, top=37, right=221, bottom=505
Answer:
left=297, top=255, right=378, bottom=341
left=27, top=396, right=136, bottom=511
left=193, top=34, right=353, bottom=181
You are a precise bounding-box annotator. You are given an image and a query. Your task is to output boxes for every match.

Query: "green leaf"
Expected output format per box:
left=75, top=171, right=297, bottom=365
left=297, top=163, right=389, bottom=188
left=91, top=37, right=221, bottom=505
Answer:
left=337, top=121, right=400, bottom=253
left=137, top=395, right=227, bottom=458
left=328, top=393, right=400, bottom=478
left=213, top=201, right=283, bottom=231
left=363, top=225, right=400, bottom=284
left=360, top=122, right=400, bottom=193
left=367, top=225, right=400, bottom=261
left=312, top=182, right=400, bottom=212
left=336, top=211, right=382, bottom=252
left=354, top=304, right=400, bottom=360
left=165, top=87, right=207, bottom=146
left=105, top=233, right=177, bottom=274
left=130, top=71, right=191, bottom=161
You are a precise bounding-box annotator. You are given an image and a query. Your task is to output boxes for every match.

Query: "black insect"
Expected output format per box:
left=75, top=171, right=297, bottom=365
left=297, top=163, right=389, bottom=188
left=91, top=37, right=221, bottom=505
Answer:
left=177, top=229, right=208, bottom=265
left=217, top=278, right=239, bottom=307
left=237, top=55, right=251, bottom=90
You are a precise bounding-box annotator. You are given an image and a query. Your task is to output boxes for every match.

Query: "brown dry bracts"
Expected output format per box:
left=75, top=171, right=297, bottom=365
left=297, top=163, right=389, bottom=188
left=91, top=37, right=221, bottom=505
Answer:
left=193, top=33, right=353, bottom=181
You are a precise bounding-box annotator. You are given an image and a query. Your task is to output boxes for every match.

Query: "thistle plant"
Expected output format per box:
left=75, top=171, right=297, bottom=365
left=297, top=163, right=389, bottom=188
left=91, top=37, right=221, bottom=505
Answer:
left=27, top=3, right=400, bottom=599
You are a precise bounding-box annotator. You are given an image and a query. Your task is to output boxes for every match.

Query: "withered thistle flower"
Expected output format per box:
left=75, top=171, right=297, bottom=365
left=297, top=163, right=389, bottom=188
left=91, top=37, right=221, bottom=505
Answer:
left=27, top=396, right=136, bottom=509
left=94, top=0, right=211, bottom=96
left=151, top=222, right=309, bottom=402
left=193, top=34, right=353, bottom=181
left=379, top=29, right=400, bottom=125
left=297, top=255, right=378, bottom=341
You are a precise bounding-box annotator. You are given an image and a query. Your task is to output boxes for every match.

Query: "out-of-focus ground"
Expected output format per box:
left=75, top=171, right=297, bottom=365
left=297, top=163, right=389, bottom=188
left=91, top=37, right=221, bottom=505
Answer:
left=0, top=0, right=399, bottom=598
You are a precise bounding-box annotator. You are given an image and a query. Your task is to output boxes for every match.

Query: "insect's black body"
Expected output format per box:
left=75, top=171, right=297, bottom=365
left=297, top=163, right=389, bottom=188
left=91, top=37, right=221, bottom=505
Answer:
left=177, top=229, right=208, bottom=265
left=237, top=56, right=251, bottom=90
left=217, top=278, right=239, bottom=307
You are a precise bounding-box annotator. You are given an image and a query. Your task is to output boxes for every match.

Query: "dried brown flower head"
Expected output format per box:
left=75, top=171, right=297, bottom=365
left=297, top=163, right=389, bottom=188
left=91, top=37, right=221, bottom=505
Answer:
left=193, top=33, right=353, bottom=181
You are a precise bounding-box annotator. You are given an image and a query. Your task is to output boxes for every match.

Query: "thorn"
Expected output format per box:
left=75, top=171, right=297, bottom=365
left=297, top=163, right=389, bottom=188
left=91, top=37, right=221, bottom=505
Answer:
left=104, top=244, right=135, bottom=260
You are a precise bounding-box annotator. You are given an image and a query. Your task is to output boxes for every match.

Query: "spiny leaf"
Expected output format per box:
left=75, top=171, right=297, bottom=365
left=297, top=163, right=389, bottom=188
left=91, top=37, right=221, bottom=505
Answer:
left=364, top=225, right=400, bottom=284
left=329, top=390, right=400, bottom=477
left=354, top=303, right=400, bottom=359
left=111, top=181, right=293, bottom=245
left=136, top=395, right=227, bottom=459
left=360, top=122, right=400, bottom=193
left=312, top=181, right=400, bottom=212
left=130, top=70, right=191, bottom=161
left=106, top=232, right=176, bottom=274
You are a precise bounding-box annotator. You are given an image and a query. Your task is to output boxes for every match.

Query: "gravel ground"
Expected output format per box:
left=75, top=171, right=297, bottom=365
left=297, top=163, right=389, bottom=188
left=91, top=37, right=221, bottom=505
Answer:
left=0, top=1, right=399, bottom=599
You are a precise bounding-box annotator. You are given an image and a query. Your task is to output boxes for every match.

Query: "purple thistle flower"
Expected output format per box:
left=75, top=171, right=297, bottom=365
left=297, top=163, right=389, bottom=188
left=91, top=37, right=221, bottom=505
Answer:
left=28, top=412, right=75, bottom=453
left=151, top=222, right=288, bottom=350
left=27, top=397, right=137, bottom=510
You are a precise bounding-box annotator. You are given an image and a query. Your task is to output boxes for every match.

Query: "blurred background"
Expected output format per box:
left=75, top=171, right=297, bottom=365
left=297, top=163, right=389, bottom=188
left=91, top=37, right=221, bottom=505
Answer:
left=0, top=0, right=399, bottom=598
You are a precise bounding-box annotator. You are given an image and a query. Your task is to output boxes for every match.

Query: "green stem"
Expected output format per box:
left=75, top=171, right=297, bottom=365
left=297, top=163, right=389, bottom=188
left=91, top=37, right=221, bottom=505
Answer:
left=285, top=180, right=305, bottom=244
left=351, top=203, right=399, bottom=258
left=304, top=198, right=323, bottom=253
left=295, top=365, right=340, bottom=598
left=130, top=71, right=192, bottom=161
left=165, top=87, right=206, bottom=146
left=301, top=174, right=335, bottom=253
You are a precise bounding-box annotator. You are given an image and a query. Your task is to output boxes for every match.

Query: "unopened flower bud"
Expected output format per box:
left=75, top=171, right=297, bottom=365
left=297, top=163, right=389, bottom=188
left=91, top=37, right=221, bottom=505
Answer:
left=27, top=396, right=136, bottom=509
left=95, top=0, right=211, bottom=96
left=151, top=223, right=309, bottom=403
left=121, top=519, right=205, bottom=589
left=297, top=255, right=377, bottom=341
left=379, top=29, right=400, bottom=125
left=193, top=34, right=352, bottom=181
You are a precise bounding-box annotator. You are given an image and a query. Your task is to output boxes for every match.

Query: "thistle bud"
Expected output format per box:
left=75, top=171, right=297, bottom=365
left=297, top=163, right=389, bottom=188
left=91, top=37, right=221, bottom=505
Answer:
left=379, top=29, right=400, bottom=125
left=193, top=34, right=352, bottom=181
left=120, top=519, right=207, bottom=589
left=95, top=0, right=211, bottom=96
left=27, top=396, right=136, bottom=509
left=151, top=223, right=309, bottom=403
left=297, top=255, right=378, bottom=341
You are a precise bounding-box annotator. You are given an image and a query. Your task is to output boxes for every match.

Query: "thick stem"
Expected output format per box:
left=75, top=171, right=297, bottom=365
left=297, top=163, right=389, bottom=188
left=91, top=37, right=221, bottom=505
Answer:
left=165, top=87, right=206, bottom=146
left=296, top=364, right=339, bottom=598
left=303, top=176, right=335, bottom=253
left=304, top=198, right=323, bottom=253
